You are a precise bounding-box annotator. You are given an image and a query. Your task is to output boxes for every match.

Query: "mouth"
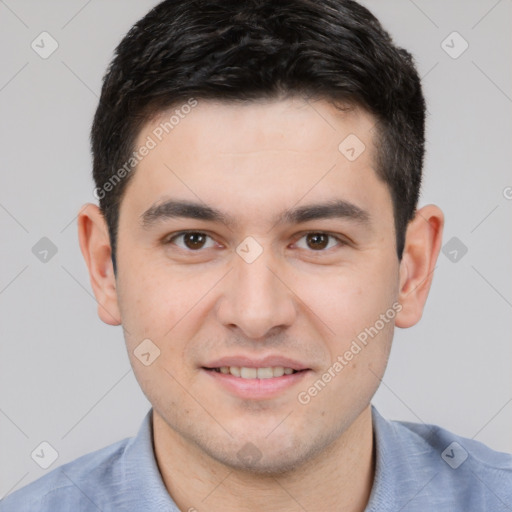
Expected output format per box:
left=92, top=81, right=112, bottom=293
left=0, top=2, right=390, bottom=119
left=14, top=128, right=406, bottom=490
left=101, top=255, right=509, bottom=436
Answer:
left=203, top=366, right=304, bottom=379
left=201, top=358, right=311, bottom=399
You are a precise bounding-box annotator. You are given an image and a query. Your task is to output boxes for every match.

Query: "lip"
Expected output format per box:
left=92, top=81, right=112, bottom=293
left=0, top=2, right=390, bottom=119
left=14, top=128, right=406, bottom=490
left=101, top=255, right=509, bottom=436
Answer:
left=202, top=367, right=311, bottom=400
left=201, top=354, right=312, bottom=400
left=203, top=355, right=310, bottom=371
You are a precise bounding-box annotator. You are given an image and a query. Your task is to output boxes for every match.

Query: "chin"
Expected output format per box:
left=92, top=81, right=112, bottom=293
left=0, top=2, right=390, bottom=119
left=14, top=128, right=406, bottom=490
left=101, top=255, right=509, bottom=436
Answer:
left=215, top=448, right=309, bottom=476
left=204, top=428, right=337, bottom=477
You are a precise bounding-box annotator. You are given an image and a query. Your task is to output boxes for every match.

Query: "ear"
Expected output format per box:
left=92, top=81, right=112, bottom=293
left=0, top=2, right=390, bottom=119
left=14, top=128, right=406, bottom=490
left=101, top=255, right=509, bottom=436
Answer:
left=77, top=203, right=121, bottom=326
left=395, top=204, right=444, bottom=328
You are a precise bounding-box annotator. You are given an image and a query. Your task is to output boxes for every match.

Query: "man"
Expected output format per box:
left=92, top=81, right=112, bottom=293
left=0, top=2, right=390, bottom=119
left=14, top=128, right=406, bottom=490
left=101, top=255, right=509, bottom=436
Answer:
left=2, top=0, right=511, bottom=510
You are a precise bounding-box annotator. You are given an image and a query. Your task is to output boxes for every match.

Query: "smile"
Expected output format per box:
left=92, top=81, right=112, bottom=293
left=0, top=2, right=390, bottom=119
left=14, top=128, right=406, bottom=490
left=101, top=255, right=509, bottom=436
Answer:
left=202, top=366, right=310, bottom=400
left=210, top=366, right=300, bottom=379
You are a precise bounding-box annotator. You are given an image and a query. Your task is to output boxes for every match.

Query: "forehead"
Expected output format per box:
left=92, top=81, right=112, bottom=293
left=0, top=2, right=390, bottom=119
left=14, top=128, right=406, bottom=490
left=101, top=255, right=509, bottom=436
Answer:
left=120, top=97, right=391, bottom=227
left=148, top=96, right=376, bottom=157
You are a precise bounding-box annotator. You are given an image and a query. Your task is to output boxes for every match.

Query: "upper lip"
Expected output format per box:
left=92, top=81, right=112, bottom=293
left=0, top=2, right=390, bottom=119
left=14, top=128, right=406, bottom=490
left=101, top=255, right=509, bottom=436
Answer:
left=203, top=355, right=310, bottom=371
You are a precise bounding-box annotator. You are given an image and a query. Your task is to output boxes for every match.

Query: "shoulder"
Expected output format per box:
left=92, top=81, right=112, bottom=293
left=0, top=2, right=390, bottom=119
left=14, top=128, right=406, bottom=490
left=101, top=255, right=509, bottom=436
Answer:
left=0, top=437, right=130, bottom=511
left=371, top=407, right=512, bottom=511
left=396, top=415, right=512, bottom=477
left=396, top=416, right=512, bottom=470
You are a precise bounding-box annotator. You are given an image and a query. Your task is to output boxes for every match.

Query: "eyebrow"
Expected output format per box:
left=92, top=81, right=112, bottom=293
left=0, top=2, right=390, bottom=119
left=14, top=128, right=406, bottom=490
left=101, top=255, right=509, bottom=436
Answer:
left=281, top=200, right=370, bottom=226
left=140, top=198, right=371, bottom=230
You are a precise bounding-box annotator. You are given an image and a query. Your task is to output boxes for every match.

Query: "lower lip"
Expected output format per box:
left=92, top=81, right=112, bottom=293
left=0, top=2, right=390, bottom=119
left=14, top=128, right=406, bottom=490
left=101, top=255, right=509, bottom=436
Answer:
left=202, top=369, right=310, bottom=400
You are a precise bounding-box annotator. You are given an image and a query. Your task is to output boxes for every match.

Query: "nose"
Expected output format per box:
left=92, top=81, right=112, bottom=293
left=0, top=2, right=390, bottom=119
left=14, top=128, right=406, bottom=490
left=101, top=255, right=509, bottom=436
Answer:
left=215, top=249, right=297, bottom=340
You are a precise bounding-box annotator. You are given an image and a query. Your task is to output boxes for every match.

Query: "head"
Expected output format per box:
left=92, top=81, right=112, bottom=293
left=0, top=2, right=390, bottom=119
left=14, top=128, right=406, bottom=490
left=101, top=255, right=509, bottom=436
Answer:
left=79, top=0, right=443, bottom=475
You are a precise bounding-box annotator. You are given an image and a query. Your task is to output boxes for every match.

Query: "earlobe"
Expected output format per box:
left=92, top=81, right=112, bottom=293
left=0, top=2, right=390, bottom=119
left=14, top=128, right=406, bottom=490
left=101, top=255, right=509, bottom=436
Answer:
left=77, top=203, right=122, bottom=326
left=395, top=204, right=444, bottom=329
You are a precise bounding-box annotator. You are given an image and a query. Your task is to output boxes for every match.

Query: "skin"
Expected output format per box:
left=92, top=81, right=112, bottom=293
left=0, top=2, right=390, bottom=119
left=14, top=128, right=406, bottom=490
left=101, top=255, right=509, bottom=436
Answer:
left=78, top=96, right=444, bottom=512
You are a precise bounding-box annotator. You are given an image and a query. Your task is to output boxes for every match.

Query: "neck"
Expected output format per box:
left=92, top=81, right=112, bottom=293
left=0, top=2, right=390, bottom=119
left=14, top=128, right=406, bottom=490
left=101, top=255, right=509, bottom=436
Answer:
left=153, top=406, right=375, bottom=512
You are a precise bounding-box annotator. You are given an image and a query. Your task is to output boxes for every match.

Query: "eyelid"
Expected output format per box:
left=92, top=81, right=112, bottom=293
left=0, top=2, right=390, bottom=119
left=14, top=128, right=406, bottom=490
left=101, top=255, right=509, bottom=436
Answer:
left=165, top=230, right=220, bottom=250
left=292, top=231, right=348, bottom=251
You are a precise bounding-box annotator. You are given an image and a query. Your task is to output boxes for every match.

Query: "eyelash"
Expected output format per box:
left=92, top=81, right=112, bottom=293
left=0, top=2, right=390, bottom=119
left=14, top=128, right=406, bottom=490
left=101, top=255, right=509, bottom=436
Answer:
left=165, top=231, right=347, bottom=252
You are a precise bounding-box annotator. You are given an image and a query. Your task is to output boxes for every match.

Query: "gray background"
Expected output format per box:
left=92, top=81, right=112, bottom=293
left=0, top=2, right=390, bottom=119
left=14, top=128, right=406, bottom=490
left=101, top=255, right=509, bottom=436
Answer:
left=1, top=0, right=511, bottom=498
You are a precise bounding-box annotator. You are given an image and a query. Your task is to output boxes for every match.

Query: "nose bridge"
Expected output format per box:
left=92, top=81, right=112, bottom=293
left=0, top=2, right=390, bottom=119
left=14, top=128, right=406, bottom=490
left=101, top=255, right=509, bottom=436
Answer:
left=237, top=254, right=278, bottom=306
left=216, top=244, right=296, bottom=339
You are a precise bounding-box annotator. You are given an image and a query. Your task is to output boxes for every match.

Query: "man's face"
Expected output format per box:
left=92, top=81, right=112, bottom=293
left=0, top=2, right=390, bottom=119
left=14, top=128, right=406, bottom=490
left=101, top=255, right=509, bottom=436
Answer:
left=115, top=97, right=400, bottom=473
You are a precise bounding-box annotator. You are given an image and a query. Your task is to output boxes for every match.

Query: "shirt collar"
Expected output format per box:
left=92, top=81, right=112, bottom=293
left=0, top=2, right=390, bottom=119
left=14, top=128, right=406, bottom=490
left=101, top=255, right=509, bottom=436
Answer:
left=123, top=406, right=432, bottom=511
left=122, top=408, right=179, bottom=511
left=365, top=405, right=439, bottom=512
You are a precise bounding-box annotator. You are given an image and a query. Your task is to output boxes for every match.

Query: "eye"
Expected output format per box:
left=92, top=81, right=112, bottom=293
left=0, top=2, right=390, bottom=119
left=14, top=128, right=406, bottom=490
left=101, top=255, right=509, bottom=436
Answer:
left=167, top=231, right=217, bottom=251
left=294, top=232, right=344, bottom=251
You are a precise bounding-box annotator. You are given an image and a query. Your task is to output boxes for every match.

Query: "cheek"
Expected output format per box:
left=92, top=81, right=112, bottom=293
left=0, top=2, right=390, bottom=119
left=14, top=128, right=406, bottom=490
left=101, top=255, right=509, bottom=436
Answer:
left=117, top=270, right=176, bottom=344
left=118, top=269, right=206, bottom=404
left=293, top=260, right=398, bottom=341
left=117, top=263, right=217, bottom=351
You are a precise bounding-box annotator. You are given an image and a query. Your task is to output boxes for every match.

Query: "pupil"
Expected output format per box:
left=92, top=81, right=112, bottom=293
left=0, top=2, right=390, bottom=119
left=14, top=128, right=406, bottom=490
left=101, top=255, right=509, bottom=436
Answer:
left=307, top=233, right=328, bottom=250
left=185, top=233, right=205, bottom=249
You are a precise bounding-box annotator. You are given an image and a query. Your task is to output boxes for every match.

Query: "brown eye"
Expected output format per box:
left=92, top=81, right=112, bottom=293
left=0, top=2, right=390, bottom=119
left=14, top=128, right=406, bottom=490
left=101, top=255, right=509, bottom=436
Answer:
left=294, top=232, right=343, bottom=251
left=168, top=232, right=216, bottom=251
left=183, top=232, right=207, bottom=249
left=306, top=233, right=329, bottom=250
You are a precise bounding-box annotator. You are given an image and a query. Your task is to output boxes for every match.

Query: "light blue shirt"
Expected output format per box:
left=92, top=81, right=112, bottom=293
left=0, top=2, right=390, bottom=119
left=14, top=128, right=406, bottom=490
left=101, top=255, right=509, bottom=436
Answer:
left=1, top=405, right=511, bottom=511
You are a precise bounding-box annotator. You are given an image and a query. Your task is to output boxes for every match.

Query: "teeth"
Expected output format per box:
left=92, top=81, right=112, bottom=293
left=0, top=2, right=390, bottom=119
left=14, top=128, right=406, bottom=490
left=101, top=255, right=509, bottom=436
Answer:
left=273, top=366, right=284, bottom=377
left=215, top=366, right=298, bottom=379
left=241, top=367, right=258, bottom=379
left=257, top=367, right=273, bottom=379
